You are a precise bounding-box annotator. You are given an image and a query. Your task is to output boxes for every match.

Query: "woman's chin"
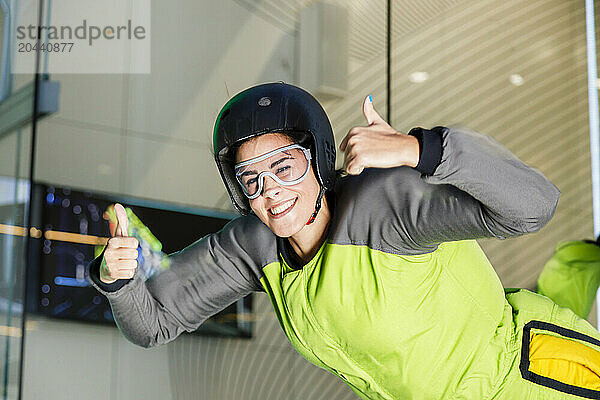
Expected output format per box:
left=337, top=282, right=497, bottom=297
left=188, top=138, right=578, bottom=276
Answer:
left=270, top=224, right=299, bottom=238
left=267, top=218, right=304, bottom=238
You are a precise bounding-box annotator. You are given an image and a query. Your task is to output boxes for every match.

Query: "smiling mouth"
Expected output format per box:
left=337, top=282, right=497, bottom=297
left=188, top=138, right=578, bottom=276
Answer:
left=268, top=198, right=297, bottom=218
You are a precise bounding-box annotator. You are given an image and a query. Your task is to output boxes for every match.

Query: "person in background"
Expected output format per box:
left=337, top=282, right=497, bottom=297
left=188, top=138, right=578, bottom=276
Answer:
left=537, top=236, right=600, bottom=322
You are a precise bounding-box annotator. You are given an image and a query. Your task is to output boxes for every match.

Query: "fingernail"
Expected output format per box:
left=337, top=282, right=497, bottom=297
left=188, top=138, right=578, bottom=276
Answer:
left=368, top=94, right=373, bottom=103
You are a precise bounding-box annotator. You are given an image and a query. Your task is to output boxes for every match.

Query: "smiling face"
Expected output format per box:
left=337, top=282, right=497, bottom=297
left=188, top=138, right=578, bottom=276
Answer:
left=235, top=133, right=321, bottom=237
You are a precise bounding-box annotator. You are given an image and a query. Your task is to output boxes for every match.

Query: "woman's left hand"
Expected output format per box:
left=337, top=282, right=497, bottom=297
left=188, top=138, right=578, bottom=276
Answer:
left=340, top=95, right=420, bottom=175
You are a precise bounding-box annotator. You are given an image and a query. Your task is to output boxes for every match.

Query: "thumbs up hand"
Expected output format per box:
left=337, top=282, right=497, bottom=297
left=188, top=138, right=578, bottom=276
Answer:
left=99, top=203, right=139, bottom=284
left=339, top=95, right=420, bottom=175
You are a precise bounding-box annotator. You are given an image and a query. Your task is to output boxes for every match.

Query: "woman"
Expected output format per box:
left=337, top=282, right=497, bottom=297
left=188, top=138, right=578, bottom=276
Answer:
left=89, top=82, right=600, bottom=399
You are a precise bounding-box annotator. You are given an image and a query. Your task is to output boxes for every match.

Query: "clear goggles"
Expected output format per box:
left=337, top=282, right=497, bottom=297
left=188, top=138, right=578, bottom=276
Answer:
left=234, top=144, right=312, bottom=199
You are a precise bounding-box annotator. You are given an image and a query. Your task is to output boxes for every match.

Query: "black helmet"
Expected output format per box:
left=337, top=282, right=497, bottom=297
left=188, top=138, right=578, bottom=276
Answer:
left=213, top=82, right=336, bottom=215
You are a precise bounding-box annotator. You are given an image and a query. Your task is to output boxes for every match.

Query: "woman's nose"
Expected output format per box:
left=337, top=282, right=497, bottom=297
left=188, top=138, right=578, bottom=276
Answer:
left=261, top=175, right=282, bottom=198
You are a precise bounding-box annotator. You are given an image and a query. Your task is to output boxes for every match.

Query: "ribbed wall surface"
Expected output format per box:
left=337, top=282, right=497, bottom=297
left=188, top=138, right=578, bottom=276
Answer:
left=233, top=0, right=467, bottom=62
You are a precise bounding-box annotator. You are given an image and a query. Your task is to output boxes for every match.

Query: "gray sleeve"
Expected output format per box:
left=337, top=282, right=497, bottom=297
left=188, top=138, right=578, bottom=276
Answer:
left=418, top=125, right=560, bottom=241
left=87, top=215, right=273, bottom=348
left=332, top=126, right=560, bottom=254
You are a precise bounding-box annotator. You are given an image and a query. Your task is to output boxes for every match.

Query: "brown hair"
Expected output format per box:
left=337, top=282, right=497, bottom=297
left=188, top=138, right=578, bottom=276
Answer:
left=228, top=130, right=313, bottom=163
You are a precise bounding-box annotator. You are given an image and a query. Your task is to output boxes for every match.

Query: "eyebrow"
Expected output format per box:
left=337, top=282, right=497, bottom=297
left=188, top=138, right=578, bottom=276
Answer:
left=270, top=156, right=292, bottom=169
left=238, top=154, right=294, bottom=178
left=239, top=169, right=257, bottom=178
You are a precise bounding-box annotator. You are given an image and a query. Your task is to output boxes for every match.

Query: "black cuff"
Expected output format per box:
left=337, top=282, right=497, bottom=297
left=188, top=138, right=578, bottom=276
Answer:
left=87, top=247, right=131, bottom=292
left=407, top=126, right=445, bottom=175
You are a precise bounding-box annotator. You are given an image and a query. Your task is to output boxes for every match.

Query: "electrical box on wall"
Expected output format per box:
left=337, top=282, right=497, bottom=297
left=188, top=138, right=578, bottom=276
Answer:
left=298, top=1, right=348, bottom=99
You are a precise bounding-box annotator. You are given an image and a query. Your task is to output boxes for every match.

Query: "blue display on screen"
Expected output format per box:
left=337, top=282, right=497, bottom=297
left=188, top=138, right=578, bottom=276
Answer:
left=22, top=180, right=253, bottom=338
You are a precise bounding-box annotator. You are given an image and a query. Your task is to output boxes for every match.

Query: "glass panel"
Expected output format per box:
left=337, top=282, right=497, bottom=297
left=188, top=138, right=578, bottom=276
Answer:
left=0, top=124, right=32, bottom=400
left=6, top=0, right=36, bottom=94
left=0, top=0, right=37, bottom=399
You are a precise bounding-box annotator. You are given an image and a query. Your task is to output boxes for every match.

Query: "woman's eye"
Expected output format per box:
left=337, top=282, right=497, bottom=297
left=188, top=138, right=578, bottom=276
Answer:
left=276, top=166, right=291, bottom=174
left=246, top=177, right=258, bottom=186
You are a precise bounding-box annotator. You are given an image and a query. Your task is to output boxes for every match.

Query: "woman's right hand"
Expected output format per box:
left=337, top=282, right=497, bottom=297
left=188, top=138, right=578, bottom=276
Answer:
left=100, top=203, right=139, bottom=284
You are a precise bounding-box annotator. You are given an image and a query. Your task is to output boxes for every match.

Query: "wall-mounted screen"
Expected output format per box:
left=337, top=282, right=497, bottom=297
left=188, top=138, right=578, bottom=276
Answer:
left=22, top=179, right=252, bottom=338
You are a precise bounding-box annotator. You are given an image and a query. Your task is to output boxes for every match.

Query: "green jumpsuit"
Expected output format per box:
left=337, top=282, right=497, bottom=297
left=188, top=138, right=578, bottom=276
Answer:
left=88, top=126, right=600, bottom=399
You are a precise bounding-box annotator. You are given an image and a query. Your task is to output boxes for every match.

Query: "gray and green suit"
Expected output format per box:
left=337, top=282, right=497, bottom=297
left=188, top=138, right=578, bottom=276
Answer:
left=88, top=126, right=600, bottom=399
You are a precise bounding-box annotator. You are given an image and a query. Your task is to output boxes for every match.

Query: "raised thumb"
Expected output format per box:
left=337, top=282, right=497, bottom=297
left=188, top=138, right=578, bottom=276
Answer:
left=362, top=94, right=386, bottom=126
left=114, top=203, right=129, bottom=237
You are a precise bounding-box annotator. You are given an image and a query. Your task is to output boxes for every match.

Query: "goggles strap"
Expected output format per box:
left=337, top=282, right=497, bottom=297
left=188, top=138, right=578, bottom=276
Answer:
left=306, top=186, right=325, bottom=225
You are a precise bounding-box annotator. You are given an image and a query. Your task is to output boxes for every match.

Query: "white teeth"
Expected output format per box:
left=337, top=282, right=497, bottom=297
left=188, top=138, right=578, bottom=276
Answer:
left=270, top=199, right=295, bottom=215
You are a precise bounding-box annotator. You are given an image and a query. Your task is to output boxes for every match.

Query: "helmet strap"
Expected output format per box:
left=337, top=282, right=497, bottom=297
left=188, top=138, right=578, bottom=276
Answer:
left=306, top=186, right=325, bottom=225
